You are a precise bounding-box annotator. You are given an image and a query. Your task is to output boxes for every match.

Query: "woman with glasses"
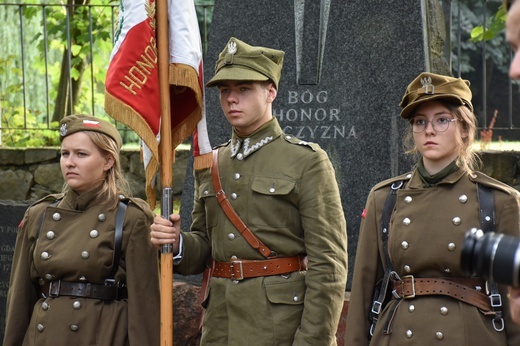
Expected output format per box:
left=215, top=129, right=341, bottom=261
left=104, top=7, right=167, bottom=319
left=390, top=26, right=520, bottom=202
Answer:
left=345, top=72, right=520, bottom=345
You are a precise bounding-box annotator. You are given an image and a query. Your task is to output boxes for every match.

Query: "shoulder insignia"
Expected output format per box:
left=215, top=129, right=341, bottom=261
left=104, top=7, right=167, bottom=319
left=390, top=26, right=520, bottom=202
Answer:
left=126, top=197, right=144, bottom=209
left=31, top=193, right=64, bottom=207
left=214, top=139, right=231, bottom=149
left=469, top=171, right=519, bottom=195
left=372, top=172, right=412, bottom=191
left=283, top=134, right=317, bottom=151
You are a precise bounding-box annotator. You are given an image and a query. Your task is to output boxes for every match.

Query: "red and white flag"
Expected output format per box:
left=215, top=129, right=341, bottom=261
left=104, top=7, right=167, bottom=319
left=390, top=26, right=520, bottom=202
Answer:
left=104, top=0, right=211, bottom=207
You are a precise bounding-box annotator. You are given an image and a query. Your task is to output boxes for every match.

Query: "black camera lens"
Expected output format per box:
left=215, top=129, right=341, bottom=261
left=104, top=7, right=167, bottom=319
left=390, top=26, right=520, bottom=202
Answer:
left=461, top=228, right=520, bottom=287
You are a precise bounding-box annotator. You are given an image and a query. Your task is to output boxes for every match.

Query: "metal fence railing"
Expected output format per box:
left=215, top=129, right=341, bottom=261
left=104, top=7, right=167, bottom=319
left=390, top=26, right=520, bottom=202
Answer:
left=0, top=1, right=517, bottom=146
left=0, top=2, right=213, bottom=146
left=445, top=0, right=518, bottom=139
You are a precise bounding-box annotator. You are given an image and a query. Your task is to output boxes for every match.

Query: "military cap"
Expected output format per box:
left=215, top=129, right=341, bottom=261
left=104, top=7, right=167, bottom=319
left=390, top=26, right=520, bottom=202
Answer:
left=59, top=114, right=122, bottom=148
left=206, top=37, right=285, bottom=89
left=399, top=72, right=473, bottom=119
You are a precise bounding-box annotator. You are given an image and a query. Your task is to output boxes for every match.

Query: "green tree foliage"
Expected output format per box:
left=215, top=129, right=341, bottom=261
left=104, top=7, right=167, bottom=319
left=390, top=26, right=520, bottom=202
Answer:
left=470, top=3, right=507, bottom=42
left=452, top=1, right=510, bottom=75
left=0, top=0, right=214, bottom=148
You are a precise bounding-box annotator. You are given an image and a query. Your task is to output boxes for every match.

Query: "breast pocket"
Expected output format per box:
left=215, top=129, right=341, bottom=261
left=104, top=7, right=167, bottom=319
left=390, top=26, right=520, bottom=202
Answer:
left=250, top=176, right=296, bottom=228
left=197, top=180, right=219, bottom=228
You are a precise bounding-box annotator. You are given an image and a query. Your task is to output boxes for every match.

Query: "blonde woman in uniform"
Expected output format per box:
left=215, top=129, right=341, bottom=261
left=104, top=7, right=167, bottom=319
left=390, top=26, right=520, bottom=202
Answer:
left=4, top=114, right=159, bottom=345
left=345, top=73, right=520, bottom=345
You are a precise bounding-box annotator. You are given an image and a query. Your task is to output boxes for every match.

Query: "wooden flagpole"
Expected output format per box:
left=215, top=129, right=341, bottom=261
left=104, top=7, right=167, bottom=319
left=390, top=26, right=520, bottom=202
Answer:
left=157, top=0, right=174, bottom=344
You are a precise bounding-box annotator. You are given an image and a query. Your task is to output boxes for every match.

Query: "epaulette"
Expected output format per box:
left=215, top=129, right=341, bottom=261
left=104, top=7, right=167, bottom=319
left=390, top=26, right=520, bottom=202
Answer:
left=214, top=139, right=231, bottom=149
left=372, top=172, right=413, bottom=191
left=31, top=193, right=64, bottom=207
left=469, top=171, right=520, bottom=196
left=283, top=134, right=317, bottom=152
left=124, top=196, right=151, bottom=211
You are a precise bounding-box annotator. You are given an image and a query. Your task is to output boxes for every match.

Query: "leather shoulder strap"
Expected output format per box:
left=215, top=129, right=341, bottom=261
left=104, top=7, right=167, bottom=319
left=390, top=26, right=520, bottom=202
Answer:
left=211, top=149, right=274, bottom=258
left=106, top=200, right=128, bottom=285
left=370, top=180, right=404, bottom=337
left=477, top=183, right=495, bottom=234
left=476, top=183, right=504, bottom=332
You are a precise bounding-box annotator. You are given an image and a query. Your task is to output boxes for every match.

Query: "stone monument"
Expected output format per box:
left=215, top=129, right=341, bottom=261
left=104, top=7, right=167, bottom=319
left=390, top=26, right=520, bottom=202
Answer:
left=181, top=0, right=447, bottom=289
left=0, top=201, right=29, bottom=341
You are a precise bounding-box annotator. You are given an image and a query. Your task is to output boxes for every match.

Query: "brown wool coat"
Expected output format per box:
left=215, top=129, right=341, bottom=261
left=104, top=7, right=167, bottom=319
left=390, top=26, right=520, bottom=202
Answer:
left=3, top=189, right=160, bottom=346
left=345, top=168, right=520, bottom=345
left=175, top=118, right=348, bottom=346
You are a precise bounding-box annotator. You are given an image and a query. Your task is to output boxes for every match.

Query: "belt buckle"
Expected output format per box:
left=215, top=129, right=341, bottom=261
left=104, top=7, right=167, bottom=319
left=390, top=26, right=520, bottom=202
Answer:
left=48, top=280, right=60, bottom=297
left=402, top=275, right=415, bottom=299
left=230, top=260, right=244, bottom=280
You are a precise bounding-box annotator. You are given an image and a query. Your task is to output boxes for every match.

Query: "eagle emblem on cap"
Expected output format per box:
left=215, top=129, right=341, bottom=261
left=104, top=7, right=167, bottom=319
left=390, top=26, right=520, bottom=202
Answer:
left=60, top=123, right=67, bottom=137
left=420, top=76, right=434, bottom=94
left=227, top=41, right=237, bottom=55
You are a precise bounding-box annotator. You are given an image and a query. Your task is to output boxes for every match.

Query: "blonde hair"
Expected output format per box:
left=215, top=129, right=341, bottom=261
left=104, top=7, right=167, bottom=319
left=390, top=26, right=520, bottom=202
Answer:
left=62, top=131, right=131, bottom=209
left=403, top=101, right=481, bottom=174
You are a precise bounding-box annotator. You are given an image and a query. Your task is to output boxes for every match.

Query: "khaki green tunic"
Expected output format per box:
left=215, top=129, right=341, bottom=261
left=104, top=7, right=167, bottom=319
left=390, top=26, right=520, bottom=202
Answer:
left=175, top=118, right=348, bottom=346
left=345, top=168, right=520, bottom=345
left=3, top=188, right=160, bottom=346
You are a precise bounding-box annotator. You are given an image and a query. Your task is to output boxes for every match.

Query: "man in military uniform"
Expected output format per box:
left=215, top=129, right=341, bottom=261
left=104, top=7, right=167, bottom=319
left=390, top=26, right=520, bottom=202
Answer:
left=150, top=37, right=348, bottom=345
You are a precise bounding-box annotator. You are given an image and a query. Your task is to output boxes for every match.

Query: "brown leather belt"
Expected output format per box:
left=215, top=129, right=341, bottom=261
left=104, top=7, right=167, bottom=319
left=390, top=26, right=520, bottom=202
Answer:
left=392, top=276, right=492, bottom=311
left=40, top=280, right=127, bottom=301
left=212, top=255, right=307, bottom=281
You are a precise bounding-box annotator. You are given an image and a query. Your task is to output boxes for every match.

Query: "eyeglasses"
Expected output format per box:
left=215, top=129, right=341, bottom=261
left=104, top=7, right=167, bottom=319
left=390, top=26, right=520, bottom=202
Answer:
left=410, top=116, right=457, bottom=133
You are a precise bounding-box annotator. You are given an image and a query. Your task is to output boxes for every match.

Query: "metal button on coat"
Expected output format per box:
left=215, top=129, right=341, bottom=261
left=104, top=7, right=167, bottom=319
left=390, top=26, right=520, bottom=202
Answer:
left=227, top=233, right=235, bottom=240
left=90, top=230, right=99, bottom=238
left=459, top=195, right=468, bottom=203
left=448, top=243, right=456, bottom=251
left=79, top=276, right=87, bottom=281
left=98, top=214, right=106, bottom=222
left=70, top=324, right=79, bottom=331
left=403, top=218, right=411, bottom=226
left=41, top=252, right=50, bottom=260
left=409, top=304, right=415, bottom=312
left=237, top=153, right=244, bottom=160
left=293, top=296, right=299, bottom=302
left=42, top=302, right=49, bottom=311
left=444, top=268, right=451, bottom=273
left=81, top=251, right=90, bottom=259
left=269, top=187, right=276, bottom=193
left=230, top=193, right=238, bottom=200
left=404, top=265, right=411, bottom=272
left=73, top=301, right=82, bottom=309
left=404, top=196, right=412, bottom=203
left=436, top=332, right=444, bottom=340
left=233, top=173, right=241, bottom=180
left=204, top=190, right=209, bottom=195
left=452, top=217, right=461, bottom=225
left=44, top=274, right=53, bottom=280
left=406, top=330, right=413, bottom=338
left=440, top=307, right=448, bottom=315
left=46, top=231, right=55, bottom=240
left=401, top=241, right=409, bottom=250
left=52, top=212, right=61, bottom=221
left=37, top=324, right=45, bottom=332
